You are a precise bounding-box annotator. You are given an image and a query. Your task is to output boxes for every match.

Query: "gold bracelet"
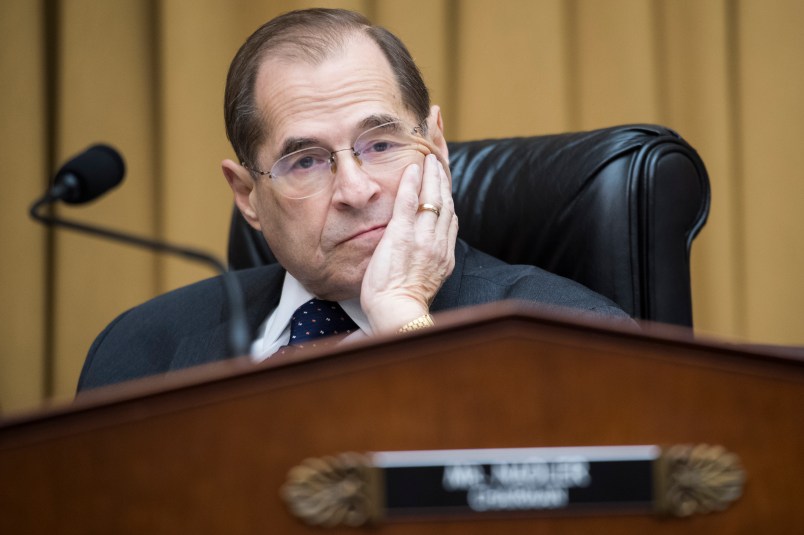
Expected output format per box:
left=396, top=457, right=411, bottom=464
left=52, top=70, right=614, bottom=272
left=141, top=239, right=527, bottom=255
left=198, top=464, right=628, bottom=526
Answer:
left=398, top=314, right=435, bottom=334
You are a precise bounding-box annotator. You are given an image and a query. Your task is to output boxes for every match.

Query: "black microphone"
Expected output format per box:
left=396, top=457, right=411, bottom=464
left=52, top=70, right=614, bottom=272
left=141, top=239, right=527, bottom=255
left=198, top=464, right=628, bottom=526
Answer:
left=30, top=144, right=252, bottom=358
left=49, top=144, right=125, bottom=204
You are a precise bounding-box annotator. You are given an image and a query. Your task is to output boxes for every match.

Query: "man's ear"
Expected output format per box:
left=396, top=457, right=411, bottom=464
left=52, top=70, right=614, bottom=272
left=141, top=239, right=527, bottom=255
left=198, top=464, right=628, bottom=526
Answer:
left=222, top=159, right=261, bottom=231
left=426, top=104, right=449, bottom=161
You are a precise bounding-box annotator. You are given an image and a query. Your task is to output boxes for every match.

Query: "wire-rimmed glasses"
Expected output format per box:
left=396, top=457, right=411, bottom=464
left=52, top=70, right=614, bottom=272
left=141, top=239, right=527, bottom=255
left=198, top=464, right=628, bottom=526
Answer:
left=243, top=121, right=426, bottom=199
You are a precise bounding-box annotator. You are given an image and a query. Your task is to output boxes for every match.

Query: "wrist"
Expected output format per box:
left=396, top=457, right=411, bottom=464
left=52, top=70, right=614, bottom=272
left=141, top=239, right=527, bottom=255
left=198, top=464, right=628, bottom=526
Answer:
left=397, top=314, right=435, bottom=334
left=363, top=298, right=429, bottom=336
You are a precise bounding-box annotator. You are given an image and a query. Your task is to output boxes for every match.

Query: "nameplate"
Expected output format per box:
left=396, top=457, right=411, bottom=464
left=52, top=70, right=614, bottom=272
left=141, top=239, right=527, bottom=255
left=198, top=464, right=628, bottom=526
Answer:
left=281, top=444, right=744, bottom=527
left=377, top=445, right=655, bottom=516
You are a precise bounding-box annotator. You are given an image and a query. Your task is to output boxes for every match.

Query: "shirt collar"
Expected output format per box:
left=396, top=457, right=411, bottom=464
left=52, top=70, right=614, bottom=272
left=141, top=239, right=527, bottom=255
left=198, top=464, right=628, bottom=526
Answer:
left=250, top=272, right=372, bottom=360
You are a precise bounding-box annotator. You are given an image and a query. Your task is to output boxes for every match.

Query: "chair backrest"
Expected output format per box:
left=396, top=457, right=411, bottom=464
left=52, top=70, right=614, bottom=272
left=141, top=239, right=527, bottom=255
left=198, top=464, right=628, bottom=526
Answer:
left=228, top=124, right=710, bottom=327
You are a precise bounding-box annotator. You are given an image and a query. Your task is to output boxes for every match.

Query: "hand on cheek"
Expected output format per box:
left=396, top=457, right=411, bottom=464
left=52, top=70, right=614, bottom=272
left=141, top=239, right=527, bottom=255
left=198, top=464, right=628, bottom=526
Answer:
left=360, top=154, right=458, bottom=335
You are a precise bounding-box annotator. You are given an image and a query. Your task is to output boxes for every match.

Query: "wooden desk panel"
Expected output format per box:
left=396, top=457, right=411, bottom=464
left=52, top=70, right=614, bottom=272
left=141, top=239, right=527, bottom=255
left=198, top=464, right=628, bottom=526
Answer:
left=1, top=304, right=802, bottom=533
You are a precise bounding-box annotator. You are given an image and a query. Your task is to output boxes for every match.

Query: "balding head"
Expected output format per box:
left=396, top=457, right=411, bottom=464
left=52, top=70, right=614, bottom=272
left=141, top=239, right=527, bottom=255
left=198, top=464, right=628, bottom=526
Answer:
left=224, top=8, right=431, bottom=169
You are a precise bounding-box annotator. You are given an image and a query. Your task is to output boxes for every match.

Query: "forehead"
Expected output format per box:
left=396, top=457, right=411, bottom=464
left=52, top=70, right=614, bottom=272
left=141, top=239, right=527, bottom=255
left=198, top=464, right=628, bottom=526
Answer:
left=254, top=35, right=407, bottom=151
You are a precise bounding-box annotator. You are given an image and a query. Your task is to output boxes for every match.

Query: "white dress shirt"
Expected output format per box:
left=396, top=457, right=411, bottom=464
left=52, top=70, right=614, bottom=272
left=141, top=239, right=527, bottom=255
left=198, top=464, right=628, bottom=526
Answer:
left=250, top=272, right=372, bottom=362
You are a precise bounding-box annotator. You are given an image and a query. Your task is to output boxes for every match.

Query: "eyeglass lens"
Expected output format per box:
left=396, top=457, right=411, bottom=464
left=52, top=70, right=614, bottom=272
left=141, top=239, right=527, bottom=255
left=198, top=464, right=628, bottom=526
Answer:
left=270, top=122, right=422, bottom=199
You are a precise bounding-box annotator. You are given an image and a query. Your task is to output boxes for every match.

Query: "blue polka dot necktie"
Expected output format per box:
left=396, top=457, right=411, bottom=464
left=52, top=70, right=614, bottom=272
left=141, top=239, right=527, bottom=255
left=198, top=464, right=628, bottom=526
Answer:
left=283, top=299, right=358, bottom=351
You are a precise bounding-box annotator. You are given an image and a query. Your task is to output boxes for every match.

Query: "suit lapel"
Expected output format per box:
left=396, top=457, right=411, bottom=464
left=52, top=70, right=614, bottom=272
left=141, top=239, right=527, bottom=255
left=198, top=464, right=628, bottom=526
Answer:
left=168, top=265, right=285, bottom=371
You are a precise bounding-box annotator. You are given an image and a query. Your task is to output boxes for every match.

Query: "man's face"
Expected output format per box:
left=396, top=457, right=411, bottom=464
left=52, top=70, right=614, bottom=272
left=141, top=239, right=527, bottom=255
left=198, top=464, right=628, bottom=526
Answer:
left=226, top=35, right=445, bottom=301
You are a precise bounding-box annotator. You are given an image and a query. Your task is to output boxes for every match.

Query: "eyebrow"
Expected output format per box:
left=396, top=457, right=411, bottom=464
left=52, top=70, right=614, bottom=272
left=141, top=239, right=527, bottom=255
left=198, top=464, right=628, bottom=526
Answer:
left=357, top=113, right=400, bottom=130
left=276, top=137, right=321, bottom=159
left=275, top=113, right=403, bottom=159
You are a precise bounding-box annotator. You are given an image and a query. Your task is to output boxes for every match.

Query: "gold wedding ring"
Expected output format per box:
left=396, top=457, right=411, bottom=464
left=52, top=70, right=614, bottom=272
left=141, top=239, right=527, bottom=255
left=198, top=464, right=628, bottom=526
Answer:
left=417, top=203, right=441, bottom=217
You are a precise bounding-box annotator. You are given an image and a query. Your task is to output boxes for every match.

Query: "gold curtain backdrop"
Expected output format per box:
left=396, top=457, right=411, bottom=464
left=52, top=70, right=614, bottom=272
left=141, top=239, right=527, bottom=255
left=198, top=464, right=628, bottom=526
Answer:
left=2, top=0, right=803, bottom=414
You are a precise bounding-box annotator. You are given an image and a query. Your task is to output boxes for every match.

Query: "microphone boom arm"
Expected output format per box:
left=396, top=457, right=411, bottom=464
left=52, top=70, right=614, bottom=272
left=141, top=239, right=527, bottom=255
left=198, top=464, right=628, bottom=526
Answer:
left=30, top=196, right=252, bottom=358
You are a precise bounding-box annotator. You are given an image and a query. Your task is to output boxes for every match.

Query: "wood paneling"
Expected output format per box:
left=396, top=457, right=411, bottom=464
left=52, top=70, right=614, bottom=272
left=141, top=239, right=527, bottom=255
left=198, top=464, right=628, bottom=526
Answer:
left=53, top=0, right=160, bottom=399
left=454, top=0, right=571, bottom=139
left=738, top=0, right=804, bottom=342
left=573, top=0, right=661, bottom=130
left=0, top=0, right=47, bottom=413
left=158, top=0, right=249, bottom=291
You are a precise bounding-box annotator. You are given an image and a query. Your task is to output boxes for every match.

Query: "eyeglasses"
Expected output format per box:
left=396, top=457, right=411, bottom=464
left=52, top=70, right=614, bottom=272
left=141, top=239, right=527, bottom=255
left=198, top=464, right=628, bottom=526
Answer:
left=243, top=121, right=426, bottom=199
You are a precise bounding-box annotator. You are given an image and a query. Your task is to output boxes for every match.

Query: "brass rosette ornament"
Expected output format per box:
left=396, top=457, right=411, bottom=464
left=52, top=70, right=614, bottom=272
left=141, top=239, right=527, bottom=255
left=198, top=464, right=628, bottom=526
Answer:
left=655, top=444, right=746, bottom=517
left=280, top=453, right=381, bottom=527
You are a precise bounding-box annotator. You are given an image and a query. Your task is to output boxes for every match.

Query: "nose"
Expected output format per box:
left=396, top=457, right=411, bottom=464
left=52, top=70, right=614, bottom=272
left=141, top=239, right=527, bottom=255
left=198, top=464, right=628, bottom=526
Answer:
left=329, top=149, right=381, bottom=209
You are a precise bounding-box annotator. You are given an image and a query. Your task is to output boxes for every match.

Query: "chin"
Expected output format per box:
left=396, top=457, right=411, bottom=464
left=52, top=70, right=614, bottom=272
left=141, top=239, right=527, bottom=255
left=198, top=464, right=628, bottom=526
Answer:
left=312, top=283, right=362, bottom=302
left=303, top=270, right=365, bottom=302
left=293, top=248, right=373, bottom=300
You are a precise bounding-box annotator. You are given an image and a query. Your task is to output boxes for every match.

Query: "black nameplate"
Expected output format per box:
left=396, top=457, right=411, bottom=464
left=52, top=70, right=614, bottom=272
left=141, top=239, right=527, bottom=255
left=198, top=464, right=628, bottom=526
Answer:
left=374, top=446, right=658, bottom=517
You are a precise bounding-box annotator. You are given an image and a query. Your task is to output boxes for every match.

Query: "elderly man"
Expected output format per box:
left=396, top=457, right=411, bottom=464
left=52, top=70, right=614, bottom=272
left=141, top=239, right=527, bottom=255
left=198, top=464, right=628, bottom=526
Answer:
left=78, top=9, right=629, bottom=391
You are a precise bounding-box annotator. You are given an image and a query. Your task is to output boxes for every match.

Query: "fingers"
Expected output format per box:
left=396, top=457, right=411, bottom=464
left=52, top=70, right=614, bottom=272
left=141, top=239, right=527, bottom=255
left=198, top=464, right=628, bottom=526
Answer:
left=391, top=163, right=422, bottom=228
left=413, top=152, right=457, bottom=279
left=436, top=155, right=458, bottom=275
left=414, top=154, right=445, bottom=229
left=435, top=156, right=455, bottom=237
left=419, top=154, right=442, bottom=207
left=396, top=144, right=451, bottom=227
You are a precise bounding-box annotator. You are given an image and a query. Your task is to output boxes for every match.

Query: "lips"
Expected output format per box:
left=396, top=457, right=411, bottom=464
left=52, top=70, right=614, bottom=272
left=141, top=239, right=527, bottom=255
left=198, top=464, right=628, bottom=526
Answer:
left=339, top=224, right=386, bottom=245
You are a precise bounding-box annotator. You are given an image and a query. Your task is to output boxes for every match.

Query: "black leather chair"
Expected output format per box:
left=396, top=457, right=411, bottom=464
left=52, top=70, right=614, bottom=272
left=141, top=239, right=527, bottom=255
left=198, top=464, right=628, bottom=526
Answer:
left=228, top=124, right=710, bottom=327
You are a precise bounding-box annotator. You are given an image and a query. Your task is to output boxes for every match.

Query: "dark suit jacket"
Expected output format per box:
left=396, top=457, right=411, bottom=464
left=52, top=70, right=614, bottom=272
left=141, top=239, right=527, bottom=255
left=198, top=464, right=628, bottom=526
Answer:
left=78, top=239, right=630, bottom=391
